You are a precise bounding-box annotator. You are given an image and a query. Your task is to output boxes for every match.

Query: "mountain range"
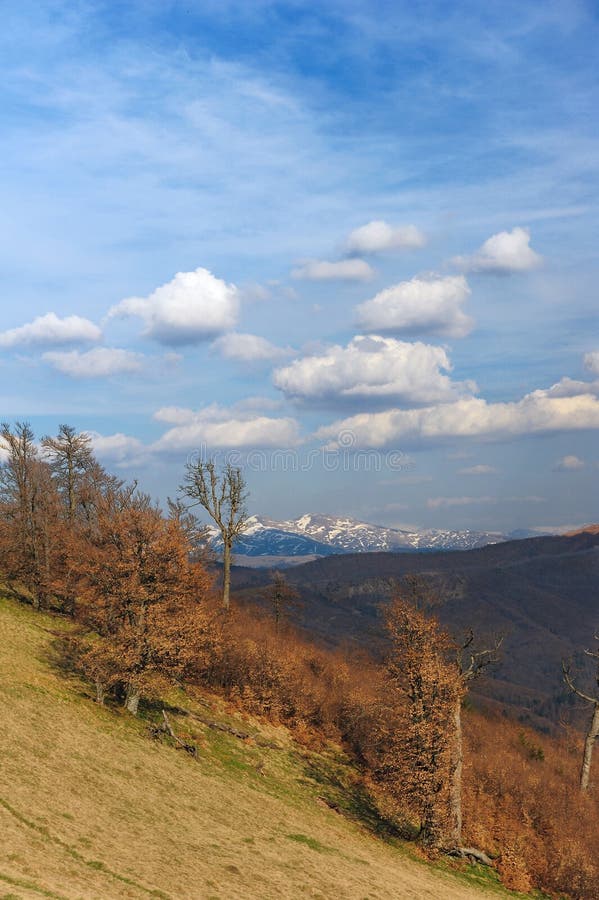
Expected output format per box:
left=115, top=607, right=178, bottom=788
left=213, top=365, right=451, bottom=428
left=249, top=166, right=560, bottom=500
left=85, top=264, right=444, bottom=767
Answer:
left=207, top=512, right=543, bottom=564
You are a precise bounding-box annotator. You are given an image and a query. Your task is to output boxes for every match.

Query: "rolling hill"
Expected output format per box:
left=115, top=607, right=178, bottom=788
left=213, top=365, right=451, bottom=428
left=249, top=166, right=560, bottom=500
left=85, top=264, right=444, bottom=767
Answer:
left=231, top=531, right=599, bottom=726
left=0, top=593, right=508, bottom=900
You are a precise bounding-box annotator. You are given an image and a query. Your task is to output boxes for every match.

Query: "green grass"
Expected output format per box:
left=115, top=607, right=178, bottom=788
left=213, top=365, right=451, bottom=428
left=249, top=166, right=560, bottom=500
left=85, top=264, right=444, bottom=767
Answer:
left=285, top=833, right=333, bottom=853
left=0, top=593, right=529, bottom=899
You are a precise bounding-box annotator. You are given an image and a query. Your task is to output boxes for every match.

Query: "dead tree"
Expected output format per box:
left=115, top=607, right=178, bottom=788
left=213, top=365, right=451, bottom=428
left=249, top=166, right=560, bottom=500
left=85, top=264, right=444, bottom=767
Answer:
left=563, top=634, right=599, bottom=792
left=449, top=629, right=503, bottom=851
left=181, top=460, right=248, bottom=610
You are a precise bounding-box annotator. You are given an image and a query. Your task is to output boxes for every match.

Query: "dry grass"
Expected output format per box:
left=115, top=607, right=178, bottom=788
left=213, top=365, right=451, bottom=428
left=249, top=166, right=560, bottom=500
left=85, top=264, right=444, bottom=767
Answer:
left=0, top=595, right=521, bottom=900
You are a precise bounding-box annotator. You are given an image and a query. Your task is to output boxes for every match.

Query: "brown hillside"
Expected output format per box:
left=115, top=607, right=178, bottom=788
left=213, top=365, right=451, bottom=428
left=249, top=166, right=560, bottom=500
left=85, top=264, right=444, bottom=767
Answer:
left=232, top=532, right=599, bottom=726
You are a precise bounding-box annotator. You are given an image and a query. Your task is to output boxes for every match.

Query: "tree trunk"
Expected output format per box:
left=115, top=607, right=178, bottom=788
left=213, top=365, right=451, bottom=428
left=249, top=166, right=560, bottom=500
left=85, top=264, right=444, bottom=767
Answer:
left=420, top=800, right=448, bottom=849
left=222, top=540, right=231, bottom=610
left=580, top=702, right=599, bottom=792
left=125, top=683, right=141, bottom=716
left=447, top=695, right=463, bottom=848
left=95, top=678, right=105, bottom=706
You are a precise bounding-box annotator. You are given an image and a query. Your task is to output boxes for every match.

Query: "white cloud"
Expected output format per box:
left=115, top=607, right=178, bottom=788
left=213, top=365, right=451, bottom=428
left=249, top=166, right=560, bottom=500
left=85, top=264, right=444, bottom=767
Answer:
left=0, top=312, right=102, bottom=348
left=452, top=227, right=542, bottom=274
left=356, top=275, right=473, bottom=338
left=152, top=403, right=301, bottom=452
left=86, top=432, right=147, bottom=467
left=43, top=347, right=143, bottom=378
left=554, top=454, right=585, bottom=471
left=346, top=220, right=426, bottom=254
left=317, top=380, right=599, bottom=448
left=108, top=267, right=239, bottom=345
left=273, top=335, right=475, bottom=405
left=291, top=259, right=374, bottom=281
left=212, top=332, right=293, bottom=363
left=537, top=375, right=599, bottom=398
left=583, top=350, right=599, bottom=375
left=459, top=464, right=498, bottom=475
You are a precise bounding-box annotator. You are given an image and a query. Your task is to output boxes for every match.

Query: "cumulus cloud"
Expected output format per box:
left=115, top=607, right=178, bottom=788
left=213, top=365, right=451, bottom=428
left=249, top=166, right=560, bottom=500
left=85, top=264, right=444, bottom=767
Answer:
left=0, top=312, right=102, bottom=348
left=584, top=350, right=599, bottom=375
left=554, top=454, right=585, bottom=471
left=151, top=403, right=301, bottom=452
left=43, top=347, right=143, bottom=378
left=356, top=275, right=473, bottom=338
left=291, top=259, right=374, bottom=281
left=452, top=227, right=542, bottom=274
left=346, top=220, right=426, bottom=254
left=459, top=464, right=498, bottom=475
left=212, top=332, right=293, bottom=363
left=108, top=268, right=239, bottom=345
left=87, top=431, right=147, bottom=467
left=273, top=335, right=475, bottom=406
left=317, top=380, right=599, bottom=449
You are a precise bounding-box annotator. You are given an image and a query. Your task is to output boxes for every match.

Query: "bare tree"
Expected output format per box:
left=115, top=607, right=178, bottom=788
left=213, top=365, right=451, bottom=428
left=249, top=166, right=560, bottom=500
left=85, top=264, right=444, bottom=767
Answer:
left=42, top=425, right=94, bottom=522
left=449, top=629, right=503, bottom=851
left=180, top=460, right=248, bottom=610
left=563, top=633, right=599, bottom=792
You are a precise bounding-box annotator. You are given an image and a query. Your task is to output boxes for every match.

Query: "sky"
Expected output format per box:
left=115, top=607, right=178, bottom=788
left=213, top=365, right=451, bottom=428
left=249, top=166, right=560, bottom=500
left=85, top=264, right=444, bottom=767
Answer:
left=1, top=0, right=598, bottom=533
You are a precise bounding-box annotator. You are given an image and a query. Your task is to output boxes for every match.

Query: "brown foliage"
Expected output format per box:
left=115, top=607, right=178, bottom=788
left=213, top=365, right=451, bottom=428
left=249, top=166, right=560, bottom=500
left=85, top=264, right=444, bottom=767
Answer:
left=70, top=492, right=214, bottom=705
left=2, top=424, right=599, bottom=898
left=463, top=711, right=599, bottom=898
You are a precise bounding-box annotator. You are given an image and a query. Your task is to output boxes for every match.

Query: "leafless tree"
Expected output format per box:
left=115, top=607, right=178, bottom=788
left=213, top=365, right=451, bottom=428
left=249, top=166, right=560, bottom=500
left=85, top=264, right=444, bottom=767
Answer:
left=181, top=460, right=248, bottom=610
left=449, top=629, right=503, bottom=851
left=563, top=633, right=599, bottom=792
left=42, top=425, right=94, bottom=522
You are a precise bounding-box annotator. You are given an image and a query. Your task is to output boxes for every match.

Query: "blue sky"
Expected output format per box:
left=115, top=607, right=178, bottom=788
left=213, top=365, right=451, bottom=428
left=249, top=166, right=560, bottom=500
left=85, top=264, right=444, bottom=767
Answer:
left=1, top=0, right=598, bottom=532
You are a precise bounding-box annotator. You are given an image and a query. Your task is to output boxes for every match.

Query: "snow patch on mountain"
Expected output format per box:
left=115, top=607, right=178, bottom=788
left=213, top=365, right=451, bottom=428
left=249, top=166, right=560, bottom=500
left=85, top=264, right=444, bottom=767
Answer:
left=206, top=512, right=512, bottom=558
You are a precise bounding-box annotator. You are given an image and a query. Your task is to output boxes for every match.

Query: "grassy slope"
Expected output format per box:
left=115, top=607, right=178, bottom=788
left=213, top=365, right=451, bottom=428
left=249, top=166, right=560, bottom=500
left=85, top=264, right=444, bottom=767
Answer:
left=0, top=596, right=523, bottom=900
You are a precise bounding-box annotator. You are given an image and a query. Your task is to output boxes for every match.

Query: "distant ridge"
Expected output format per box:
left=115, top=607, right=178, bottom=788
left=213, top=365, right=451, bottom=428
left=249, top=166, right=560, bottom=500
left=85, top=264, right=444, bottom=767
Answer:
left=565, top=523, right=599, bottom=536
left=232, top=529, right=599, bottom=726
left=207, top=512, right=533, bottom=562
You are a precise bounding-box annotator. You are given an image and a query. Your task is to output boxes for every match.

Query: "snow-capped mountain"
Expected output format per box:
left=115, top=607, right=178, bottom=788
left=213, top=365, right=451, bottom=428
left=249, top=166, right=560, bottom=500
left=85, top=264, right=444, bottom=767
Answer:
left=277, top=513, right=506, bottom=552
left=206, top=512, right=509, bottom=559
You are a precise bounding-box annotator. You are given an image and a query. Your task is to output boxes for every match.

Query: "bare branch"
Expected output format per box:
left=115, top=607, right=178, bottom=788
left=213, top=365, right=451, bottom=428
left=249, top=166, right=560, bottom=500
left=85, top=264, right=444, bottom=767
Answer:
left=562, top=659, right=598, bottom=705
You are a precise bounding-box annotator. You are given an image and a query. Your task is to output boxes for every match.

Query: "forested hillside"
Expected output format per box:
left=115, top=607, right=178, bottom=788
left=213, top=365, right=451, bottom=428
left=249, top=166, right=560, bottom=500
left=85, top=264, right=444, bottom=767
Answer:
left=232, top=532, right=599, bottom=726
left=1, top=422, right=599, bottom=899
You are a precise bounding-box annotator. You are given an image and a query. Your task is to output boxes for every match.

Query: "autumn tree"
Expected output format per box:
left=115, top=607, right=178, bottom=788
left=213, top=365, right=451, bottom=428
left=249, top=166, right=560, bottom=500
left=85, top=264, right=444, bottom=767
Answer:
left=381, top=583, right=459, bottom=848
left=0, top=422, right=60, bottom=608
left=263, top=570, right=301, bottom=632
left=72, top=487, right=213, bottom=714
left=180, top=460, right=248, bottom=610
left=381, top=575, right=500, bottom=854
left=563, top=633, right=599, bottom=792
